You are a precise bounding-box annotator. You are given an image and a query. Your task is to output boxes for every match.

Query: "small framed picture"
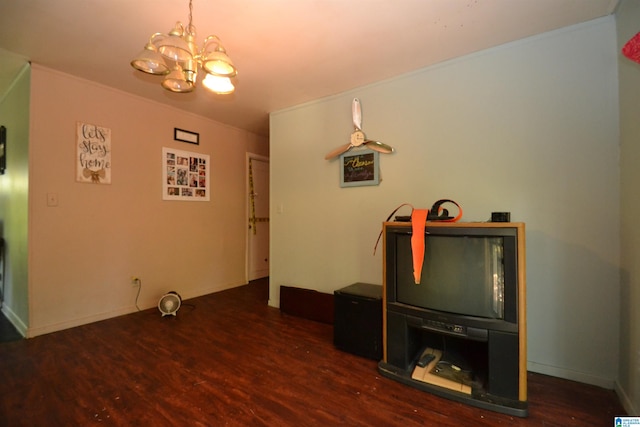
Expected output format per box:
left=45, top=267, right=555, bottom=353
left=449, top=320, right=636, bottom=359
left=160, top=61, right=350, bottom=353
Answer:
left=174, top=128, right=199, bottom=145
left=340, top=148, right=379, bottom=187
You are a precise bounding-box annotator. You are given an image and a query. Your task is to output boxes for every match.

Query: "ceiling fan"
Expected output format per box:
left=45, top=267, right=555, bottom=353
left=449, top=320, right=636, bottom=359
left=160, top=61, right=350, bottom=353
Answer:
left=324, top=98, right=395, bottom=160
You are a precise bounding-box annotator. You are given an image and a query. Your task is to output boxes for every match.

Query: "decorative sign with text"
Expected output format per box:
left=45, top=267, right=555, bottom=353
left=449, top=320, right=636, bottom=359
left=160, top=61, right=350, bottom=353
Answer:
left=162, top=147, right=210, bottom=201
left=76, top=122, right=111, bottom=184
left=340, top=148, right=379, bottom=187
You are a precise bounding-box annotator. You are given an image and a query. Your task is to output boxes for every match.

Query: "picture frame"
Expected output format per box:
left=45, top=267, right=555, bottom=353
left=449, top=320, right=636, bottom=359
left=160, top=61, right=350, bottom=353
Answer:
left=174, top=128, right=199, bottom=145
left=340, top=148, right=380, bottom=187
left=0, top=126, right=5, bottom=175
left=163, top=147, right=210, bottom=201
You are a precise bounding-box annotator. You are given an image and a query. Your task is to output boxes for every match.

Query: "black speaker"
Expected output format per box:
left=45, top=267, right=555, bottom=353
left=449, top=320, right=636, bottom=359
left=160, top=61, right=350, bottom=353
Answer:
left=488, top=330, right=520, bottom=399
left=334, top=283, right=382, bottom=360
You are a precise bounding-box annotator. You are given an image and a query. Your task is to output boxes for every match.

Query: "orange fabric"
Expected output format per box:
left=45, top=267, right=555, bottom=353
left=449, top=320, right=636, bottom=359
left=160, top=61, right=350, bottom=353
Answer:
left=411, top=209, right=428, bottom=284
left=373, top=200, right=462, bottom=284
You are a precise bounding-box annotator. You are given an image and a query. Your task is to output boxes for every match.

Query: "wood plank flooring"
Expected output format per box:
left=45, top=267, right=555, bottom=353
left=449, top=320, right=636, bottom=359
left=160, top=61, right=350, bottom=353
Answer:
left=0, top=279, right=626, bottom=426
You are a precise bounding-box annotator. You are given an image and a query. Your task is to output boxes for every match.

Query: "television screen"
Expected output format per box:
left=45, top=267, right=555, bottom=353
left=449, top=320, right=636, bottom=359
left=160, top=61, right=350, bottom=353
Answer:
left=395, top=233, right=505, bottom=319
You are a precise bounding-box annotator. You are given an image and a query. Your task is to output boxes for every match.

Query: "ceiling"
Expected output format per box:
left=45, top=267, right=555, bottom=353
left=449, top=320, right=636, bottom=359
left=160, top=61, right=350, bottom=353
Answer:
left=0, top=0, right=619, bottom=136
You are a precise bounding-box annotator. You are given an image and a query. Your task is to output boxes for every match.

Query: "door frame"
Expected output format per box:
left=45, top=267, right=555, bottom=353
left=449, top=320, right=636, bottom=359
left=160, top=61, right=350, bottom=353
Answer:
left=245, top=153, right=270, bottom=283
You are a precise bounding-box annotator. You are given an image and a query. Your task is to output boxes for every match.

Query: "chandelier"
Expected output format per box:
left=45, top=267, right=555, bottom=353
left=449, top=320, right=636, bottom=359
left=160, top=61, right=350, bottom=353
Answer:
left=130, top=0, right=237, bottom=94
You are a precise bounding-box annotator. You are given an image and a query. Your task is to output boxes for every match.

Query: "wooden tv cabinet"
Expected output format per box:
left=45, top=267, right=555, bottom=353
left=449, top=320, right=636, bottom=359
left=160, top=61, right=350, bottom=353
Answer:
left=378, top=221, right=527, bottom=417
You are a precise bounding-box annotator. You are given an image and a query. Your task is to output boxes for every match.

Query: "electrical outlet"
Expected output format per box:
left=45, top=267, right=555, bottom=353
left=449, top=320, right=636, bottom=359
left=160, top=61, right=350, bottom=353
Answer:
left=131, top=276, right=140, bottom=286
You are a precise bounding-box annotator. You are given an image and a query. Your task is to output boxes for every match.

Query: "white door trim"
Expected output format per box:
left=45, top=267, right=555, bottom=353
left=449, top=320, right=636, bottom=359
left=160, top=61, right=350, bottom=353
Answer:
left=245, top=153, right=269, bottom=283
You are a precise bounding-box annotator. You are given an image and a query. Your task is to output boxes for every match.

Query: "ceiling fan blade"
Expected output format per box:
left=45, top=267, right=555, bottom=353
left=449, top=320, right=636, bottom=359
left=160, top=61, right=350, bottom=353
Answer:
left=324, top=143, right=353, bottom=160
left=365, top=140, right=395, bottom=154
left=352, top=98, right=362, bottom=130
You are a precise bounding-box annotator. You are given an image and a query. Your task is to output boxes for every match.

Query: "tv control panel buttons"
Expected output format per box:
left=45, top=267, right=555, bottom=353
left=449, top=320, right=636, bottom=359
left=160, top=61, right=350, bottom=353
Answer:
left=423, top=319, right=466, bottom=335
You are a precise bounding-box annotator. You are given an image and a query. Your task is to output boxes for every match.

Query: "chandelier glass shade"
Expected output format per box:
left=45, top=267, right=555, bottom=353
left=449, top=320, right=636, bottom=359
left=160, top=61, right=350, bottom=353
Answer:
left=130, top=0, right=237, bottom=94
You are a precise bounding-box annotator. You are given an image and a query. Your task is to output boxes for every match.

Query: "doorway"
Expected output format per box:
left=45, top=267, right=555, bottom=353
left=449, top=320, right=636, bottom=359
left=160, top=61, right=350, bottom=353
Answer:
left=247, top=154, right=269, bottom=281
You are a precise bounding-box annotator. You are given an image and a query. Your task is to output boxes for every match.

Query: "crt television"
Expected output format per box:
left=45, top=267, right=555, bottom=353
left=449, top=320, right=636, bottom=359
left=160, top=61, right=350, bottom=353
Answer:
left=384, top=221, right=524, bottom=333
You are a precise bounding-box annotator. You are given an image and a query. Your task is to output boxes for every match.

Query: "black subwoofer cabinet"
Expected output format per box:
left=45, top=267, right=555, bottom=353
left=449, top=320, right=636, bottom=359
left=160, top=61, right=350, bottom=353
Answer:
left=333, top=283, right=382, bottom=360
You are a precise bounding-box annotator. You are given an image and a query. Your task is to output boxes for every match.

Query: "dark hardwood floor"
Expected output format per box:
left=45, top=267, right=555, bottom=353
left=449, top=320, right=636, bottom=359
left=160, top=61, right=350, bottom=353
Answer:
left=0, top=278, right=626, bottom=426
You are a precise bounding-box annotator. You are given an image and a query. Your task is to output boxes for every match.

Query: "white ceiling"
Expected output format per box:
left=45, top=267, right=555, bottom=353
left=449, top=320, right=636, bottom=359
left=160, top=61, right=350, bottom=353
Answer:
left=0, top=0, right=619, bottom=136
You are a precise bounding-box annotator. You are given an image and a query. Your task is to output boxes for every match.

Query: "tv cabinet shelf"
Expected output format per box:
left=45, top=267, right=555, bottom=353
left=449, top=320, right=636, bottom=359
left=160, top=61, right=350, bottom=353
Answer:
left=378, top=221, right=527, bottom=417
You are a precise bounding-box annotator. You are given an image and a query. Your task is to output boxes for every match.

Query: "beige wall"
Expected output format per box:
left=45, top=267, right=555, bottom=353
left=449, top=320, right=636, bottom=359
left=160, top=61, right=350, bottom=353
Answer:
left=26, top=65, right=268, bottom=336
left=0, top=60, right=30, bottom=333
left=617, top=0, right=640, bottom=415
left=270, top=17, right=620, bottom=390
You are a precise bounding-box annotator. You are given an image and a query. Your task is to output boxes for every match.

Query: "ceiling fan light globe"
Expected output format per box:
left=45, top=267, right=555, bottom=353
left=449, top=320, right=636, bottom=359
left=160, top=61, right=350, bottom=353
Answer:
left=131, top=58, right=169, bottom=75
left=203, top=73, right=235, bottom=94
left=202, top=52, right=237, bottom=77
left=162, top=66, right=195, bottom=93
left=131, top=43, right=171, bottom=75
left=157, top=22, right=193, bottom=62
left=158, top=41, right=193, bottom=63
left=201, top=36, right=237, bottom=77
left=162, top=80, right=194, bottom=93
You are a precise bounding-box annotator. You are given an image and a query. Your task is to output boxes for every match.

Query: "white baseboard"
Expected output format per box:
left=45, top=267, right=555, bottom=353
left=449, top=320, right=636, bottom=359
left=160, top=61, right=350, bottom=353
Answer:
left=179, top=280, right=246, bottom=302
left=26, top=280, right=247, bottom=338
left=615, top=379, right=638, bottom=416
left=527, top=360, right=614, bottom=389
left=1, top=304, right=27, bottom=337
left=26, top=306, right=135, bottom=338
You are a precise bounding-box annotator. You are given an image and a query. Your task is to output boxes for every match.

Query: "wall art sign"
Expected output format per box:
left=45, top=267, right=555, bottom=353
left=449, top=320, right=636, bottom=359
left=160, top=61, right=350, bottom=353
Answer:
left=340, top=148, right=379, bottom=187
left=76, top=122, right=111, bottom=184
left=174, top=128, right=199, bottom=145
left=163, top=147, right=210, bottom=201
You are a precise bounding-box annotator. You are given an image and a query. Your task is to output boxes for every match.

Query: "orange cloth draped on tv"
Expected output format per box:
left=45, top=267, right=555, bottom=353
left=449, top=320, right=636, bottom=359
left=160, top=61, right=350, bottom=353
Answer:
left=373, top=200, right=462, bottom=285
left=410, top=209, right=429, bottom=284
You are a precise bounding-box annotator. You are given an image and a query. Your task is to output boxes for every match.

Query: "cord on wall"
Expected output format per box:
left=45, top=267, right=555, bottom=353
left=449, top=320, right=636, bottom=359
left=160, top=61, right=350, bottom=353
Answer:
left=134, top=278, right=142, bottom=311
